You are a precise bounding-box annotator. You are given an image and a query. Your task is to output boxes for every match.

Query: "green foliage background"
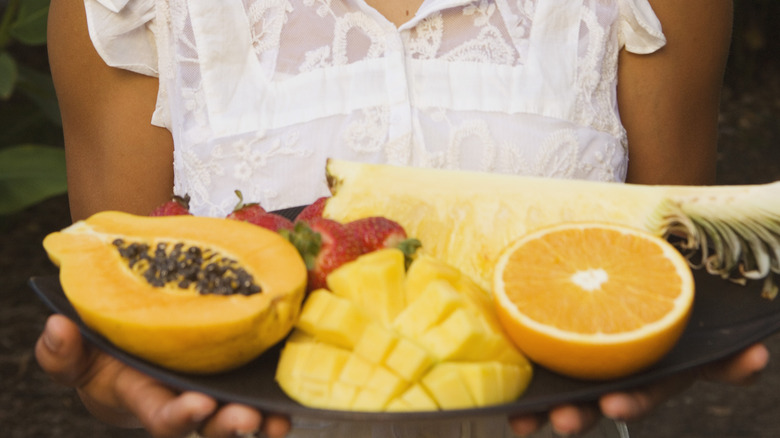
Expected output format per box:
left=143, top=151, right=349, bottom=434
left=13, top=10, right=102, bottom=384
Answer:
left=1, top=0, right=65, bottom=217
left=0, top=0, right=778, bottom=216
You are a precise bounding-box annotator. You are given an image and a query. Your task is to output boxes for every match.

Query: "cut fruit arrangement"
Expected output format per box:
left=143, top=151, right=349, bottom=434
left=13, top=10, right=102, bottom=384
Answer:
left=40, top=191, right=422, bottom=375
left=276, top=249, right=533, bottom=411
left=39, top=159, right=780, bottom=412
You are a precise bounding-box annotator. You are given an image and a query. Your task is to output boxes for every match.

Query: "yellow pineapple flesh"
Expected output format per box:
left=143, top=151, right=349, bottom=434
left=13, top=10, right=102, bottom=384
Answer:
left=324, top=159, right=780, bottom=297
left=275, top=249, right=533, bottom=411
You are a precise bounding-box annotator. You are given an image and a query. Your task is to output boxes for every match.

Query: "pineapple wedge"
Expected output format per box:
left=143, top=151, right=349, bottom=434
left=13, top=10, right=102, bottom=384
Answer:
left=324, top=159, right=780, bottom=298
left=275, top=249, right=533, bottom=411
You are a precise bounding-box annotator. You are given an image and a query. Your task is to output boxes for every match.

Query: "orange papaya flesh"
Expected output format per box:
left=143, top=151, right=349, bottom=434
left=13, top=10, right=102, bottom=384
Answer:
left=43, top=211, right=307, bottom=374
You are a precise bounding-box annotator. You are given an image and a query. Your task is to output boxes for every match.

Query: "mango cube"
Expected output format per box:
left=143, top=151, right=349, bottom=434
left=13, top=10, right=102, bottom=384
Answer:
left=326, top=249, right=406, bottom=325
left=295, top=289, right=368, bottom=349
left=396, top=384, right=438, bottom=411
left=421, top=363, right=475, bottom=410
left=419, top=308, right=489, bottom=361
left=276, top=249, right=533, bottom=412
left=384, top=338, right=432, bottom=381
left=354, top=322, right=398, bottom=364
left=404, top=255, right=463, bottom=303
left=392, top=280, right=462, bottom=338
left=299, top=343, right=350, bottom=382
left=339, top=354, right=374, bottom=386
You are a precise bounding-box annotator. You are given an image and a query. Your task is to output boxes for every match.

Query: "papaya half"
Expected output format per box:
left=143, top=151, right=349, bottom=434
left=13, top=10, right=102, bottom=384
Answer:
left=43, top=211, right=307, bottom=374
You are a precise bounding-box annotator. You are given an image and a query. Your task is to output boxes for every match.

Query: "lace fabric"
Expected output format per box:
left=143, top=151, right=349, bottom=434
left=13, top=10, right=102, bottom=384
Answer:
left=84, top=0, right=665, bottom=215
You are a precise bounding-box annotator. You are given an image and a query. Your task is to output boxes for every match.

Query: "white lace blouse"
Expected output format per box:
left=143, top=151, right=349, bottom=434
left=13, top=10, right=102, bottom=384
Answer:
left=84, top=0, right=666, bottom=216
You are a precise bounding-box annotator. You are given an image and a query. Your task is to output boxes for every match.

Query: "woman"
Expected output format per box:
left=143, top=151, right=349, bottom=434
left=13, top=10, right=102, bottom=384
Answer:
left=36, top=0, right=768, bottom=437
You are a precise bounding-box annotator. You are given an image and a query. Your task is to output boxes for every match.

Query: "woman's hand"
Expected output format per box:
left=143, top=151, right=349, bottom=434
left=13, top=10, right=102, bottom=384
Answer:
left=35, top=314, right=292, bottom=438
left=508, top=343, right=770, bottom=437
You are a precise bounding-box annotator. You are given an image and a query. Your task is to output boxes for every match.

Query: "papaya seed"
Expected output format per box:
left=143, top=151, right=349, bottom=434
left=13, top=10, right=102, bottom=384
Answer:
left=112, top=238, right=262, bottom=296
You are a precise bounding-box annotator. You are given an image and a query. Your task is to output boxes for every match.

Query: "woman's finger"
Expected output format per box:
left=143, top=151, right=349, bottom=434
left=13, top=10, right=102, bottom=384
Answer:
left=35, top=314, right=96, bottom=387
left=599, top=370, right=696, bottom=421
left=699, top=343, right=769, bottom=385
left=547, top=403, right=601, bottom=436
left=195, top=403, right=263, bottom=438
left=508, top=411, right=547, bottom=437
left=115, top=367, right=217, bottom=438
left=260, top=413, right=292, bottom=438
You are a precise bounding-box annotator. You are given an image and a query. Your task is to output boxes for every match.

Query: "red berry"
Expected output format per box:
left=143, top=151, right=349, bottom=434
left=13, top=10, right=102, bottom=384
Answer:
left=247, top=213, right=294, bottom=233
left=346, top=216, right=408, bottom=253
left=295, top=196, right=330, bottom=223
left=150, top=195, right=192, bottom=216
left=282, top=217, right=364, bottom=292
left=226, top=190, right=267, bottom=223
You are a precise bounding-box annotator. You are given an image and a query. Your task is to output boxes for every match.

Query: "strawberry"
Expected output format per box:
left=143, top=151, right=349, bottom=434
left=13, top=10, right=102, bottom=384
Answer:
left=346, top=216, right=422, bottom=267
left=246, top=213, right=294, bottom=232
left=282, top=217, right=364, bottom=292
left=150, top=194, right=192, bottom=216
left=226, top=190, right=266, bottom=223
left=346, top=216, right=408, bottom=252
left=295, top=196, right=330, bottom=223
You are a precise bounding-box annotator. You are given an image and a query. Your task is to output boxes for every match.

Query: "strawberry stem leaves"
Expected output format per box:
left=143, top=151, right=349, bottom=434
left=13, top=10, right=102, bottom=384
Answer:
left=280, top=221, right=322, bottom=270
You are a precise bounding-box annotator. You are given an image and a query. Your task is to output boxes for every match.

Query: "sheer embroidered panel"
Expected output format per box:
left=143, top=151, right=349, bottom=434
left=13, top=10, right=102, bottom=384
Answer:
left=87, top=0, right=665, bottom=214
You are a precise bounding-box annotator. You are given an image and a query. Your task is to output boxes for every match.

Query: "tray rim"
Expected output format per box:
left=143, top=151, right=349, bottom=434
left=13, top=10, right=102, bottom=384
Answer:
left=28, top=269, right=780, bottom=422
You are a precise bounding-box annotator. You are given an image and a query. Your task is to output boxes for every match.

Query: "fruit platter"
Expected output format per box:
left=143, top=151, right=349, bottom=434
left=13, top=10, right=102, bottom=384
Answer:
left=32, top=160, right=780, bottom=420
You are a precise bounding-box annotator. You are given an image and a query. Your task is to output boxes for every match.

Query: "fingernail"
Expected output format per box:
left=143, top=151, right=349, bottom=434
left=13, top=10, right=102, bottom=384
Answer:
left=42, top=329, right=62, bottom=353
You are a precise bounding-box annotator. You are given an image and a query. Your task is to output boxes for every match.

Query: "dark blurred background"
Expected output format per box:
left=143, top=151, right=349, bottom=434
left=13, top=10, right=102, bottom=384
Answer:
left=2, top=1, right=779, bottom=437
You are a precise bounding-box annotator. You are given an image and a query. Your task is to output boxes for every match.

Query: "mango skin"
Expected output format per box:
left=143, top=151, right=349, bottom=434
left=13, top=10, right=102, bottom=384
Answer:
left=43, top=211, right=307, bottom=374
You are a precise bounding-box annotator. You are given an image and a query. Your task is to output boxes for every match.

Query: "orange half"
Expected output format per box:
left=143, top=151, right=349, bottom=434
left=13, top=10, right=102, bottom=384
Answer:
left=493, top=222, right=694, bottom=380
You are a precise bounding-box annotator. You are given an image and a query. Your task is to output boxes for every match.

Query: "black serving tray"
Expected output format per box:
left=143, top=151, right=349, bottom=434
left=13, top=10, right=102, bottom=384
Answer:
left=29, top=204, right=780, bottom=421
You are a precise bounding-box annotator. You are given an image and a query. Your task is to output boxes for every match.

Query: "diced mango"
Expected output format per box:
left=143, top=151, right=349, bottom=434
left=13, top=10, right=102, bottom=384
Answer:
left=385, top=398, right=413, bottom=412
left=276, top=249, right=533, bottom=412
left=394, top=383, right=438, bottom=411
left=352, top=388, right=393, bottom=411
left=421, top=363, right=475, bottom=410
left=275, top=338, right=312, bottom=394
left=295, top=289, right=368, bottom=349
left=330, top=381, right=360, bottom=409
left=392, top=280, right=462, bottom=338
left=418, top=308, right=489, bottom=361
left=299, top=343, right=350, bottom=382
left=326, top=249, right=406, bottom=325
left=499, top=361, right=534, bottom=402
left=365, top=366, right=406, bottom=399
left=339, top=354, right=374, bottom=386
left=294, top=288, right=330, bottom=329
left=352, top=365, right=407, bottom=411
left=384, top=338, right=432, bottom=381
left=298, top=379, right=331, bottom=407
left=354, top=322, right=398, bottom=364
left=458, top=362, right=504, bottom=406
left=403, top=255, right=463, bottom=303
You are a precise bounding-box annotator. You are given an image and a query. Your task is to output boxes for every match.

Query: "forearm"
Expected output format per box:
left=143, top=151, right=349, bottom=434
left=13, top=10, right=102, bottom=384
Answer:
left=49, top=0, right=174, bottom=221
left=619, top=0, right=733, bottom=186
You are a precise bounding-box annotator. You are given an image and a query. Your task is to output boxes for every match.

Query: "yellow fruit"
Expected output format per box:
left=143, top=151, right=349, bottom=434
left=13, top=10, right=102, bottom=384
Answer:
left=493, top=223, right=695, bottom=380
left=42, top=211, right=307, bottom=374
left=324, top=159, right=780, bottom=298
left=276, top=249, right=533, bottom=411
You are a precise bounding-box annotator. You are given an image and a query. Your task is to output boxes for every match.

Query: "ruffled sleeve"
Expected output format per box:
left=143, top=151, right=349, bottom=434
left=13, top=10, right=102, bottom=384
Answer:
left=617, top=0, right=667, bottom=54
left=84, top=0, right=158, bottom=75
left=84, top=0, right=171, bottom=128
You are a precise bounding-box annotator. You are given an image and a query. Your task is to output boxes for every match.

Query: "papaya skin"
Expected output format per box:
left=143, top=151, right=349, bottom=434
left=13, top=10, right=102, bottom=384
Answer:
left=43, top=211, right=308, bottom=374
